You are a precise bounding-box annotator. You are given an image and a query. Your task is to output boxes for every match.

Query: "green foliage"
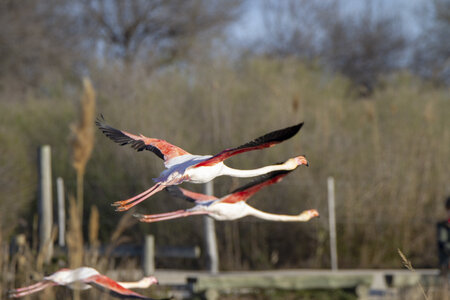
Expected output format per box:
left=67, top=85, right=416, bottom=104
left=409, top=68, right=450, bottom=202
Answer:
left=0, top=57, right=449, bottom=271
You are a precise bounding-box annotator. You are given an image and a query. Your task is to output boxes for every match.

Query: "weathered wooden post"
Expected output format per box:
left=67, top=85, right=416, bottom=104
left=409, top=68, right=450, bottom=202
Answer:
left=203, top=181, right=219, bottom=274
left=143, top=235, right=155, bottom=276
left=327, top=177, right=338, bottom=270
left=38, top=145, right=53, bottom=262
left=56, top=177, right=65, bottom=248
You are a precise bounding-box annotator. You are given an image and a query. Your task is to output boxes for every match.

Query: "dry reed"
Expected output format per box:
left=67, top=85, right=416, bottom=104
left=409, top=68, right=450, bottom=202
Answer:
left=66, top=195, right=84, bottom=300
left=35, top=226, right=57, bottom=273
left=398, top=248, right=429, bottom=300
left=71, top=77, right=96, bottom=221
left=87, top=205, right=100, bottom=266
left=103, top=211, right=138, bottom=260
left=67, top=195, right=84, bottom=269
left=0, top=230, right=4, bottom=297
left=88, top=205, right=100, bottom=248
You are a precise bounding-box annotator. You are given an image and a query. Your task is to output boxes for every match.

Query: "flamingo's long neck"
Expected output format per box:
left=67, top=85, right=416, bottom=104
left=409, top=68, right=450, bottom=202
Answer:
left=245, top=206, right=311, bottom=222
left=118, top=279, right=148, bottom=289
left=220, top=162, right=290, bottom=178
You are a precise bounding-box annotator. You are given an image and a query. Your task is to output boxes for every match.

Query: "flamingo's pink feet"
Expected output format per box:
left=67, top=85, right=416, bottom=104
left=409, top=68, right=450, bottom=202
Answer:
left=113, top=203, right=135, bottom=212
left=133, top=214, right=152, bottom=223
left=111, top=200, right=136, bottom=211
left=111, top=199, right=132, bottom=207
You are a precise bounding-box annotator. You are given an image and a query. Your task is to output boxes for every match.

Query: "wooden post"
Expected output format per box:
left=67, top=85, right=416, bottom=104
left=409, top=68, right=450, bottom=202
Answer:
left=56, top=177, right=65, bottom=248
left=143, top=235, right=155, bottom=276
left=38, top=145, right=53, bottom=262
left=203, top=181, right=219, bottom=274
left=327, top=177, right=338, bottom=270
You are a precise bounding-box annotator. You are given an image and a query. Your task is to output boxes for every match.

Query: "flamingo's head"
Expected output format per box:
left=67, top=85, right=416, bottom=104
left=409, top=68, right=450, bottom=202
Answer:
left=298, top=209, right=319, bottom=221
left=139, top=276, right=159, bottom=288
left=285, top=155, right=309, bottom=170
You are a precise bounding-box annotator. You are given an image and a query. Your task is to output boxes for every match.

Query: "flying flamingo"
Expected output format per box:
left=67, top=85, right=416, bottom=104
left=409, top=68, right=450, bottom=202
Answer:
left=8, top=267, right=166, bottom=299
left=96, top=117, right=308, bottom=211
left=135, top=169, right=319, bottom=223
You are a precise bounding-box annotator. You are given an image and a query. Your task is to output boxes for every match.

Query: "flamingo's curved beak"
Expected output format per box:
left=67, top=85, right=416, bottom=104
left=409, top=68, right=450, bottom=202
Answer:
left=310, top=209, right=319, bottom=218
left=295, top=155, right=309, bottom=167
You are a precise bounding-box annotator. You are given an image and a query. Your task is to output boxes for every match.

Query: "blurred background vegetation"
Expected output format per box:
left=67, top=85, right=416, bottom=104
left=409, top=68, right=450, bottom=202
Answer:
left=0, top=0, right=449, bottom=289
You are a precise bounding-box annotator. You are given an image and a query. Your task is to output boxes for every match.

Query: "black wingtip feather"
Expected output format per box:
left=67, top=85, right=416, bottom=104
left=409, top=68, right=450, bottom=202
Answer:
left=95, top=115, right=165, bottom=160
left=95, top=114, right=105, bottom=126
left=236, top=122, right=304, bottom=150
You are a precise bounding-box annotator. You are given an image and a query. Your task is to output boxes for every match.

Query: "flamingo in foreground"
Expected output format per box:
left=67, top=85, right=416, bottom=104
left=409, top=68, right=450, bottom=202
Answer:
left=96, top=117, right=308, bottom=211
left=135, top=169, right=319, bottom=223
left=8, top=267, right=167, bottom=299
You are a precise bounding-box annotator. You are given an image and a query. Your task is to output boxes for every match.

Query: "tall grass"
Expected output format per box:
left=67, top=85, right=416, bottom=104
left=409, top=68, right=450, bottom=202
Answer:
left=71, top=77, right=96, bottom=222
left=398, top=248, right=429, bottom=300
left=0, top=57, right=449, bottom=272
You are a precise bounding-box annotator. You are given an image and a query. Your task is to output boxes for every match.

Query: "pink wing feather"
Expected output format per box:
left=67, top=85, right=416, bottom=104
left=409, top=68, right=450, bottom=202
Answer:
left=96, top=117, right=190, bottom=161
left=220, top=170, right=291, bottom=204
left=85, top=275, right=155, bottom=299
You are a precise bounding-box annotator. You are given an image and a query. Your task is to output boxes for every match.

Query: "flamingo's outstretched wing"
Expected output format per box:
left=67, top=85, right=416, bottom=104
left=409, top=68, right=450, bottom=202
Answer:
left=165, top=186, right=218, bottom=203
left=221, top=170, right=293, bottom=204
left=85, top=275, right=164, bottom=300
left=96, top=116, right=190, bottom=161
left=193, top=122, right=303, bottom=168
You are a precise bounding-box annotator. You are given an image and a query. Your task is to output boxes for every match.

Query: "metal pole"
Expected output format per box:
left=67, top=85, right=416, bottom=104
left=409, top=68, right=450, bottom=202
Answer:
left=143, top=235, right=155, bottom=276
left=203, top=181, right=219, bottom=274
left=327, top=177, right=338, bottom=270
left=38, top=145, right=53, bottom=263
left=56, top=177, right=65, bottom=247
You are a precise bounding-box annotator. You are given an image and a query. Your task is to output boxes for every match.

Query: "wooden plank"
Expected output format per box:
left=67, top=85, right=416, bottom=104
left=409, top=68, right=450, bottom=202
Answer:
left=188, top=269, right=440, bottom=293
left=103, top=268, right=441, bottom=296
left=193, top=272, right=372, bottom=291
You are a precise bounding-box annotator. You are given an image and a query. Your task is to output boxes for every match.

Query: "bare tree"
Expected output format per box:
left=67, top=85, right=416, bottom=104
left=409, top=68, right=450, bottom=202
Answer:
left=259, top=0, right=333, bottom=59
left=259, top=0, right=407, bottom=95
left=0, top=0, right=86, bottom=91
left=319, top=4, right=406, bottom=94
left=0, top=0, right=242, bottom=91
left=81, top=0, right=243, bottom=65
left=411, top=0, right=450, bottom=84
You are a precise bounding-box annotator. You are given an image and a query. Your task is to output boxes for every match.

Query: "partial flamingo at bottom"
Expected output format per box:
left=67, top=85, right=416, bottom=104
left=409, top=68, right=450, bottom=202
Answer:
left=8, top=267, right=169, bottom=299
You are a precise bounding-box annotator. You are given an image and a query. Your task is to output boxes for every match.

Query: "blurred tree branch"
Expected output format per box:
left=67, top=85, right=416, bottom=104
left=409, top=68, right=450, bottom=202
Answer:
left=0, top=0, right=242, bottom=91
left=0, top=0, right=85, bottom=91
left=319, top=4, right=406, bottom=95
left=260, top=0, right=407, bottom=95
left=411, top=0, right=450, bottom=84
left=81, top=0, right=243, bottom=65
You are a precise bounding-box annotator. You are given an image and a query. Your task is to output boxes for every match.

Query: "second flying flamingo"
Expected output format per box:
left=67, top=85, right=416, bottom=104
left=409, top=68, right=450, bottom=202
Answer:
left=96, top=118, right=308, bottom=211
left=135, top=169, right=319, bottom=223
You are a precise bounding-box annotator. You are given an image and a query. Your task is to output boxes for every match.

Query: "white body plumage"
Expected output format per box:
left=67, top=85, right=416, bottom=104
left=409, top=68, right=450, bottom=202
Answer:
left=45, top=267, right=99, bottom=290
